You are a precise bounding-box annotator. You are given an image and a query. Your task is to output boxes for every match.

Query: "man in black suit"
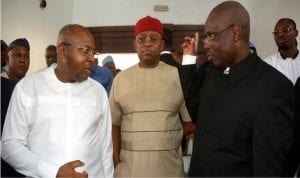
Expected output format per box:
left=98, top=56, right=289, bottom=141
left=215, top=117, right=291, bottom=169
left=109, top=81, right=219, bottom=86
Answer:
left=186, top=1, right=295, bottom=177
left=1, top=77, right=17, bottom=129
left=1, top=77, right=25, bottom=177
left=294, top=77, right=300, bottom=176
left=159, top=28, right=181, bottom=68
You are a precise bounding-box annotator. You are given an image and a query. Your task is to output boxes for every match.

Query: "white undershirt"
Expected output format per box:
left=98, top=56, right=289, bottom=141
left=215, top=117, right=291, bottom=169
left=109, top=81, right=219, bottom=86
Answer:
left=264, top=52, right=300, bottom=85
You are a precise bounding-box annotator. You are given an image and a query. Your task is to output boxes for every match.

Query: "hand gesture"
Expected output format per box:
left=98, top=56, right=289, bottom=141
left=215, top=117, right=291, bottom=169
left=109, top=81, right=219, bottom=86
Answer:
left=181, top=32, right=199, bottom=55
left=56, top=160, right=88, bottom=178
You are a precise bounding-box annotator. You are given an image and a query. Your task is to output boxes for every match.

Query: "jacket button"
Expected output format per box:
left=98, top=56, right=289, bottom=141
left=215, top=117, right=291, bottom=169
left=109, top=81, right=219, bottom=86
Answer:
left=199, top=130, right=205, bottom=135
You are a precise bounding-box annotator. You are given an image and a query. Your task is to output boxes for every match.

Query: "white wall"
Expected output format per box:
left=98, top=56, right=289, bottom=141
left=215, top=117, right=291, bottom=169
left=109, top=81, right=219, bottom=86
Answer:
left=1, top=0, right=73, bottom=73
left=247, top=0, right=300, bottom=57
left=73, top=0, right=300, bottom=58
left=72, top=0, right=248, bottom=26
left=2, top=0, right=300, bottom=73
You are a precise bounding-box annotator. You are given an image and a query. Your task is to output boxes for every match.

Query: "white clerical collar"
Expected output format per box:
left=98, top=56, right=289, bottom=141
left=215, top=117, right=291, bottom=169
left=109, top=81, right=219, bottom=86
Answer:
left=223, top=67, right=230, bottom=74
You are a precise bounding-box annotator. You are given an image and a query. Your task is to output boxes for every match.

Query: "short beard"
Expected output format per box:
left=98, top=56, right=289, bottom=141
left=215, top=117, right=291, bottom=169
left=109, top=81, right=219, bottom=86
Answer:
left=278, top=44, right=290, bottom=51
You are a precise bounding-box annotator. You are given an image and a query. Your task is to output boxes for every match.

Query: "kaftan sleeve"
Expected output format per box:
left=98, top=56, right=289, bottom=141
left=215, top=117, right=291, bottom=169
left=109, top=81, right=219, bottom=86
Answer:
left=99, top=94, right=114, bottom=177
left=179, top=101, right=192, bottom=123
left=1, top=82, right=60, bottom=178
left=175, top=69, right=192, bottom=123
left=109, top=78, right=122, bottom=126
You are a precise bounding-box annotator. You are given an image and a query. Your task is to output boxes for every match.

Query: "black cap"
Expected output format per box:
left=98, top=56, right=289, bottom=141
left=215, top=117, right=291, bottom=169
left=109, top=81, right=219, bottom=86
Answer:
left=7, top=38, right=30, bottom=52
left=1, top=40, right=8, bottom=51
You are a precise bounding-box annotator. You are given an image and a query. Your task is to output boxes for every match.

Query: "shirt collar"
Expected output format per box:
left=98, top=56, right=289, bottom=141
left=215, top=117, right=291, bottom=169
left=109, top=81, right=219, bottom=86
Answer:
left=279, top=50, right=299, bottom=59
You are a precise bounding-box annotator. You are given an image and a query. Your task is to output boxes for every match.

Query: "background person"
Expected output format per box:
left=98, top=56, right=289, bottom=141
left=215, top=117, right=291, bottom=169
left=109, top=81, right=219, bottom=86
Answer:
left=294, top=77, right=300, bottom=176
left=102, top=55, right=121, bottom=77
left=264, top=18, right=299, bottom=85
left=160, top=27, right=182, bottom=67
left=1, top=40, right=9, bottom=73
left=1, top=76, right=25, bottom=177
left=44, top=44, right=57, bottom=67
left=90, top=57, right=114, bottom=95
left=1, top=38, right=30, bottom=80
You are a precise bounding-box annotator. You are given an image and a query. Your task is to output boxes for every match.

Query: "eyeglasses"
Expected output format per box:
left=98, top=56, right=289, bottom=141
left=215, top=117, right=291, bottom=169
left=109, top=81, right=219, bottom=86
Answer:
left=203, top=24, right=234, bottom=45
left=272, top=27, right=295, bottom=36
left=135, top=35, right=162, bottom=45
left=61, top=42, right=98, bottom=56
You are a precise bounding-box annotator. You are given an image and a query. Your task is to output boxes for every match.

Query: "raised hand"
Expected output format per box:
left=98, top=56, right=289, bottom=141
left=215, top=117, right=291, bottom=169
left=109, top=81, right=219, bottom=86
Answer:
left=181, top=32, right=199, bottom=55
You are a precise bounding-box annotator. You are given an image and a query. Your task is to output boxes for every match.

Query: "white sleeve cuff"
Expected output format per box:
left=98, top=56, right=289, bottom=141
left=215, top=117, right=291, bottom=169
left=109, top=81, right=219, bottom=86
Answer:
left=182, top=55, right=197, bottom=65
left=38, top=160, right=60, bottom=178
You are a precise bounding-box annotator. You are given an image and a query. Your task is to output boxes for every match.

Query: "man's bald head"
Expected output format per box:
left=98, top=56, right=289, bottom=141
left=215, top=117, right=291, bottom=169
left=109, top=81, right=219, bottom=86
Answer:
left=207, top=1, right=250, bottom=41
left=203, top=1, right=251, bottom=69
left=55, top=24, right=96, bottom=83
left=57, top=24, right=94, bottom=45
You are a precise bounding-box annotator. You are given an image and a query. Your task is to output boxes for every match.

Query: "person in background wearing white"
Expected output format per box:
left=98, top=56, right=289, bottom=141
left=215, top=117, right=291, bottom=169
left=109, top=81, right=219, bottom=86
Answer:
left=264, top=18, right=300, bottom=85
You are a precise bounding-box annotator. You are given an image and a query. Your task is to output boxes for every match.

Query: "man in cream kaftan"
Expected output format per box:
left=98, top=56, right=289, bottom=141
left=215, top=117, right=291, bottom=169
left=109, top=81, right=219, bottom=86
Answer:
left=110, top=62, right=191, bottom=177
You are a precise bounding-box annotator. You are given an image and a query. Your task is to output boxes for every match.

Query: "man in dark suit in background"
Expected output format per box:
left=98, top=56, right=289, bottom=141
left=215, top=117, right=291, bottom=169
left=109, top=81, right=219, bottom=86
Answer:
left=295, top=77, right=300, bottom=176
left=160, top=28, right=181, bottom=68
left=1, top=77, right=25, bottom=177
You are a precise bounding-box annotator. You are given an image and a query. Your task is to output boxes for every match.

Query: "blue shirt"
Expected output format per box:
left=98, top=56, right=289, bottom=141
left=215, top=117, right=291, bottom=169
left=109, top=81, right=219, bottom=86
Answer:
left=89, top=65, right=113, bottom=95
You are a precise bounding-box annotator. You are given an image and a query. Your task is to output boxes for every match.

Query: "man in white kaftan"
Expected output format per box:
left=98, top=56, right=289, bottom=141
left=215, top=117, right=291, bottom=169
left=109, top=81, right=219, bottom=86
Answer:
left=1, top=24, right=114, bottom=178
left=264, top=18, right=300, bottom=85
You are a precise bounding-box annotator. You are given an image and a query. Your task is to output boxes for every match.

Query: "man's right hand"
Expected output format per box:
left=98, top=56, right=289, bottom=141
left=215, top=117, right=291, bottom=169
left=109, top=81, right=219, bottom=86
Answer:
left=182, top=32, right=199, bottom=55
left=56, top=160, right=88, bottom=178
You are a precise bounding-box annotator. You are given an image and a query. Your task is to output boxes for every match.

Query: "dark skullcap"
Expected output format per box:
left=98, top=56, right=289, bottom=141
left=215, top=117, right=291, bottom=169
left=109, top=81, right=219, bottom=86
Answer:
left=7, top=38, right=30, bottom=52
left=1, top=40, right=8, bottom=51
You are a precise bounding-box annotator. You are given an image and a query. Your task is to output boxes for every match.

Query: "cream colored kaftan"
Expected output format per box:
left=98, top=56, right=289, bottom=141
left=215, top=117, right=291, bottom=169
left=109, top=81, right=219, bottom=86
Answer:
left=109, top=62, right=191, bottom=177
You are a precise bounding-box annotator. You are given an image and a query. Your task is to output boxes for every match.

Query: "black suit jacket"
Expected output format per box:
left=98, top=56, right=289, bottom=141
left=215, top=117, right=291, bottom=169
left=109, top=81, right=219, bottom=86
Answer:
left=179, top=62, right=211, bottom=123
left=1, top=77, right=25, bottom=177
left=160, top=52, right=181, bottom=68
left=160, top=53, right=210, bottom=122
left=1, top=77, right=18, bottom=131
left=189, top=53, right=295, bottom=177
left=294, top=77, right=300, bottom=176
